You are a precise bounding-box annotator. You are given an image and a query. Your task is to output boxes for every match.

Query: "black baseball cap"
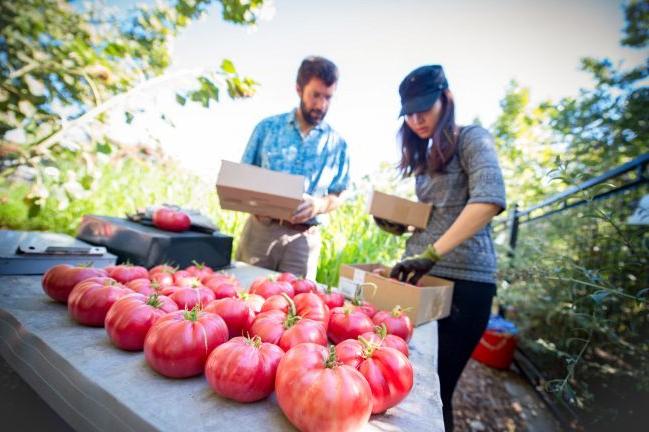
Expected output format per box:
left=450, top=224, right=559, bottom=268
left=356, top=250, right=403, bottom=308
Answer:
left=399, top=65, right=448, bottom=117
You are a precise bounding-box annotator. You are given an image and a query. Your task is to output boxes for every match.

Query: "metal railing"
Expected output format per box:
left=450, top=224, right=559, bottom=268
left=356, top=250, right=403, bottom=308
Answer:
left=496, top=152, right=649, bottom=254
left=493, top=152, right=649, bottom=429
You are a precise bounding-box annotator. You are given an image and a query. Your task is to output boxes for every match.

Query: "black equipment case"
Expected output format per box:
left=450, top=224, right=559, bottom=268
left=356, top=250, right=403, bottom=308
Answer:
left=76, top=215, right=232, bottom=269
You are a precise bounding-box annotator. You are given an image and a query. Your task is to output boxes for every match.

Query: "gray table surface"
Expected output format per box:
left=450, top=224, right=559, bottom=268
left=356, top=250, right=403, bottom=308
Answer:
left=0, top=262, right=444, bottom=432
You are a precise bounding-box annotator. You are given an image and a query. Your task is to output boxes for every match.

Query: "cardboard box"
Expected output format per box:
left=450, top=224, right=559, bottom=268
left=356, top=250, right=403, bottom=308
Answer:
left=338, top=263, right=454, bottom=326
left=216, top=160, right=305, bottom=220
left=367, top=190, right=432, bottom=229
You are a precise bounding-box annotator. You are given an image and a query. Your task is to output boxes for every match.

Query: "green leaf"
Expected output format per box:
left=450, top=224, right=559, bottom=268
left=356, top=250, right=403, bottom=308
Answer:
left=28, top=202, right=42, bottom=218
left=175, top=93, right=186, bottom=105
left=125, top=111, right=134, bottom=124
left=80, top=174, right=94, bottom=190
left=96, top=141, right=112, bottom=154
left=221, top=59, right=236, bottom=74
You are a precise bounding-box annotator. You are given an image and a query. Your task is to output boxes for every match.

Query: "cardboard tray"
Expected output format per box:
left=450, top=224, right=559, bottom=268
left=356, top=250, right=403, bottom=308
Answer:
left=367, top=190, right=432, bottom=229
left=216, top=161, right=304, bottom=220
left=339, top=263, right=454, bottom=326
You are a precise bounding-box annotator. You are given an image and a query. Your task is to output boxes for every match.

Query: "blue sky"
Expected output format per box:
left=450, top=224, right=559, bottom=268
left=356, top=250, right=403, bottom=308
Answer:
left=111, top=0, right=645, bottom=181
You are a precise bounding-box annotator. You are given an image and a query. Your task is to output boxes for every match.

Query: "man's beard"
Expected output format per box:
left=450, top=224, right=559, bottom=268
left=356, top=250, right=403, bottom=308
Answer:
left=300, top=100, right=326, bottom=126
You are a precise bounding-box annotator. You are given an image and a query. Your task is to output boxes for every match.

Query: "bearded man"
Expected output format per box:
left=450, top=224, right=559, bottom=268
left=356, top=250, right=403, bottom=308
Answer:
left=236, top=56, right=350, bottom=279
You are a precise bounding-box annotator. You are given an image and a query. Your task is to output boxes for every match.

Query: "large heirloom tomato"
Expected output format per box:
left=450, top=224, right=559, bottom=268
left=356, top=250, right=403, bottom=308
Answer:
left=105, top=293, right=178, bottom=350
left=42, top=264, right=107, bottom=303
left=125, top=278, right=161, bottom=296
left=317, top=286, right=345, bottom=309
left=172, top=271, right=197, bottom=286
left=361, top=323, right=409, bottom=357
left=261, top=293, right=329, bottom=325
left=205, top=336, right=284, bottom=402
left=346, top=296, right=377, bottom=318
left=335, top=338, right=414, bottom=413
left=202, top=272, right=239, bottom=287
left=67, top=277, right=130, bottom=326
left=161, top=282, right=214, bottom=310
left=149, top=271, right=175, bottom=287
left=184, top=261, right=214, bottom=281
left=249, top=277, right=294, bottom=299
left=144, top=308, right=228, bottom=378
left=327, top=306, right=374, bottom=344
left=240, top=291, right=265, bottom=313
left=148, top=264, right=177, bottom=276
left=203, top=278, right=239, bottom=299
left=291, top=278, right=318, bottom=295
left=276, top=272, right=298, bottom=284
left=252, top=294, right=327, bottom=351
left=344, top=283, right=377, bottom=317
left=372, top=306, right=414, bottom=342
left=275, top=344, right=372, bottom=432
left=251, top=310, right=326, bottom=352
left=152, top=207, right=191, bottom=232
left=106, top=264, right=149, bottom=284
left=204, top=294, right=256, bottom=339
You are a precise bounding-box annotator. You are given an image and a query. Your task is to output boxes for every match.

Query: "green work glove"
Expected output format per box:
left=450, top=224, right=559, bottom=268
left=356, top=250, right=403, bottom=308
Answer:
left=373, top=216, right=407, bottom=236
left=390, top=245, right=441, bottom=285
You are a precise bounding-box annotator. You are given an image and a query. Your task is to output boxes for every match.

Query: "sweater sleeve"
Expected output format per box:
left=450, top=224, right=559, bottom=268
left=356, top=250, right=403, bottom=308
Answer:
left=460, top=126, right=507, bottom=213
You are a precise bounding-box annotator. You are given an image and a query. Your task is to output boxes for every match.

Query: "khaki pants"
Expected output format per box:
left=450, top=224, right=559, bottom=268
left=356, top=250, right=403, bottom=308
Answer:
left=235, top=216, right=321, bottom=280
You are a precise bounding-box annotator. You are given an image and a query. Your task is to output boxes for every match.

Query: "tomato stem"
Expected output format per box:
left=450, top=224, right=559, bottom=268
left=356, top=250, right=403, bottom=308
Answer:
left=358, top=336, right=377, bottom=358
left=282, top=293, right=301, bottom=329
left=374, top=323, right=388, bottom=339
left=391, top=305, right=413, bottom=317
left=183, top=305, right=201, bottom=321
left=245, top=335, right=262, bottom=349
left=282, top=293, right=297, bottom=316
left=146, top=293, right=162, bottom=308
left=324, top=345, right=339, bottom=369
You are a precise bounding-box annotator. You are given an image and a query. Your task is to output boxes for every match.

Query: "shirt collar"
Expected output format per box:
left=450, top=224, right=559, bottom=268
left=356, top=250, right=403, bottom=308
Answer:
left=289, top=109, right=327, bottom=133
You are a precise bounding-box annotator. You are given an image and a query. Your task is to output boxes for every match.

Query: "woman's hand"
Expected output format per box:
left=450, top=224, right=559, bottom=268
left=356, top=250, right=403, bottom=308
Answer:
left=374, top=216, right=407, bottom=236
left=389, top=257, right=436, bottom=285
left=390, top=245, right=441, bottom=285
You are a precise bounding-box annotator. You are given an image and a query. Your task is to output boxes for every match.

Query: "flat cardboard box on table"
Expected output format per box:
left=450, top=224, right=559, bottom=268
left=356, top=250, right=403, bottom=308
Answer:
left=216, top=160, right=304, bottom=220
left=367, top=190, right=432, bottom=229
left=338, top=263, right=454, bottom=326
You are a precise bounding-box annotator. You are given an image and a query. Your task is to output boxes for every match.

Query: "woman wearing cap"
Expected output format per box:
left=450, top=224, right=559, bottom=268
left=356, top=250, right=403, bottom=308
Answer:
left=375, top=65, right=506, bottom=431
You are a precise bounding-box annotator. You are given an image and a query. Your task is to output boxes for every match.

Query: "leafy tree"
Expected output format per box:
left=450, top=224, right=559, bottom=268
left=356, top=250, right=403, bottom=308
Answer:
left=492, top=0, right=647, bottom=207
left=495, top=1, right=649, bottom=428
left=0, top=0, right=266, bottom=215
left=491, top=81, right=562, bottom=208
left=547, top=0, right=648, bottom=177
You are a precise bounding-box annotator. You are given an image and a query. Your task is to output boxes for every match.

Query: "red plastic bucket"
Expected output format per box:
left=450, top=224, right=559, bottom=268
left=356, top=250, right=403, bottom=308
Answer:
left=471, top=330, right=517, bottom=369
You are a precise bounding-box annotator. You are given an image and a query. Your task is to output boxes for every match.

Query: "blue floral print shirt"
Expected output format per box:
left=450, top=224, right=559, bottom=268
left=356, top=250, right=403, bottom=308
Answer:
left=241, top=110, right=350, bottom=224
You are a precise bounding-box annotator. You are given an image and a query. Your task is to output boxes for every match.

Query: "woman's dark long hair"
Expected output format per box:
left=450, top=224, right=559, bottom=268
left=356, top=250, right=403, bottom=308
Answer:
left=397, top=89, right=459, bottom=177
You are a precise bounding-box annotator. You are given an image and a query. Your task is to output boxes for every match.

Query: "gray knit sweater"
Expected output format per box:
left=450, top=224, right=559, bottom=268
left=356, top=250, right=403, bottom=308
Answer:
left=404, top=125, right=507, bottom=284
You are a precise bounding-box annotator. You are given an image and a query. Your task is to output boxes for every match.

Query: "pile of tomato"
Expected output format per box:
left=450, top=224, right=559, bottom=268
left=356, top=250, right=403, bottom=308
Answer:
left=42, top=262, right=416, bottom=432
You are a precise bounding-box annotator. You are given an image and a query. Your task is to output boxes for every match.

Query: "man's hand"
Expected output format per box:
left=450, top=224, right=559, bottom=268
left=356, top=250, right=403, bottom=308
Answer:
left=291, top=194, right=323, bottom=224
left=374, top=216, right=407, bottom=236
left=389, top=257, right=436, bottom=285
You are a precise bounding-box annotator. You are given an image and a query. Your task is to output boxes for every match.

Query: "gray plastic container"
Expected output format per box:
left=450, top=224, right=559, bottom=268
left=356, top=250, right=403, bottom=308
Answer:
left=0, top=230, right=117, bottom=275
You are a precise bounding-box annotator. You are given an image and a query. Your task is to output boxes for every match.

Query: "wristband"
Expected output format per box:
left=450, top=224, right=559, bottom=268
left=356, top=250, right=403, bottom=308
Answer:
left=417, top=245, right=441, bottom=263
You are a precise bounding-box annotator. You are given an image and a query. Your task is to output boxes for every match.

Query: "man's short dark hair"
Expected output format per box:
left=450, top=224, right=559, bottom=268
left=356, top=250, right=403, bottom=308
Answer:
left=296, top=56, right=339, bottom=89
